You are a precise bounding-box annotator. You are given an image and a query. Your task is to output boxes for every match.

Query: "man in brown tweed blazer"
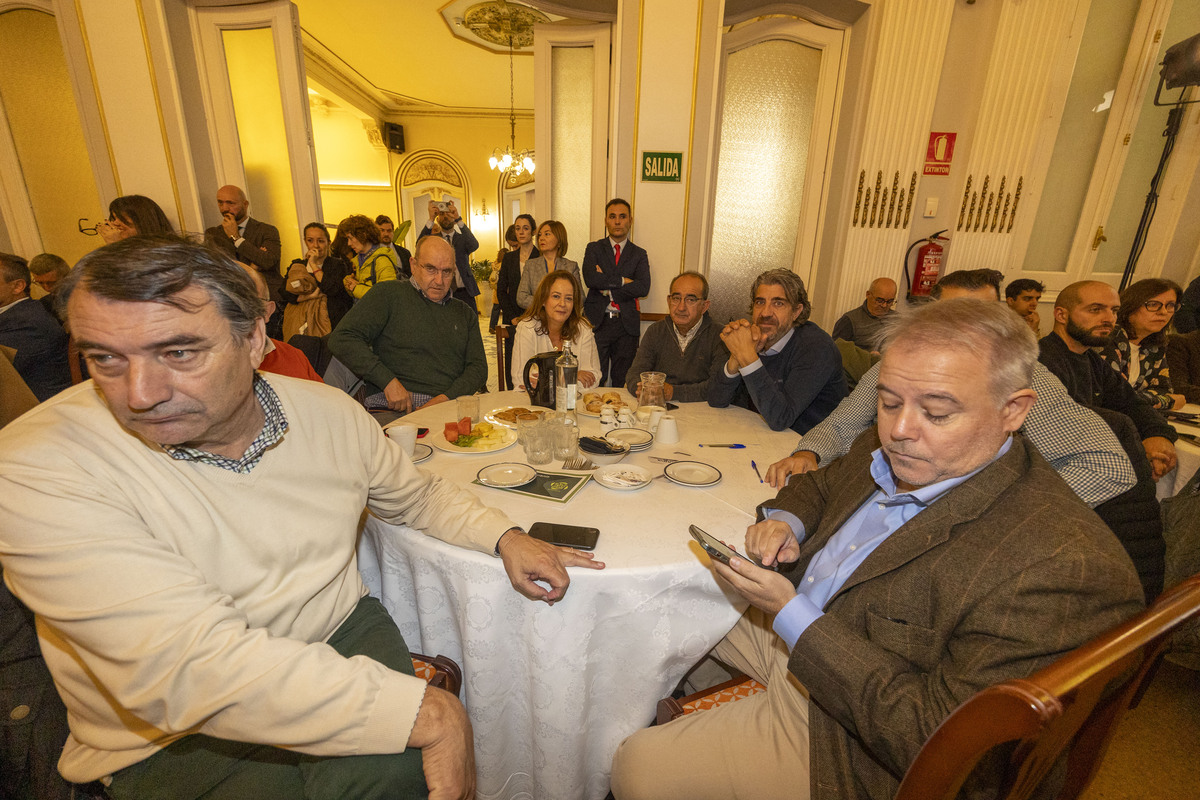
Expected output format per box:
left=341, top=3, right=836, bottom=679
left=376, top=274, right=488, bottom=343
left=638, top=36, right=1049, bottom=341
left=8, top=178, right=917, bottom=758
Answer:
left=611, top=299, right=1144, bottom=800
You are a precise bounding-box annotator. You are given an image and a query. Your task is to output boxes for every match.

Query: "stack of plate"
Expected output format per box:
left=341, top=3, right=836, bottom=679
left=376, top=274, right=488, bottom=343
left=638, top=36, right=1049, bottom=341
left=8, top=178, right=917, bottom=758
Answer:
left=605, top=428, right=654, bottom=452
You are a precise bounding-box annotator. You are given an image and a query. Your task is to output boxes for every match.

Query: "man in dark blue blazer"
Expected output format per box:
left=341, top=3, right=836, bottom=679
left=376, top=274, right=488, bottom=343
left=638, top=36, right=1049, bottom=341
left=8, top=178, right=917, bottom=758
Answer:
left=582, top=198, right=651, bottom=388
left=0, top=253, right=71, bottom=402
left=420, top=200, right=480, bottom=308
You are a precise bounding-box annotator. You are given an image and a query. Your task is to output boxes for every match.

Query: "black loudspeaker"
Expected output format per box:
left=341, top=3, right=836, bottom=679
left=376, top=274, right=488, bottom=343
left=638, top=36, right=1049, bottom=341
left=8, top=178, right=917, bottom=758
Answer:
left=385, top=123, right=405, bottom=154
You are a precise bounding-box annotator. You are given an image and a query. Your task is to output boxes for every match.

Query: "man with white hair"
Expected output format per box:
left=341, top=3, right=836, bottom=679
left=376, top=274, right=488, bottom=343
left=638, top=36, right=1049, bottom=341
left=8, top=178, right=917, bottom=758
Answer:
left=611, top=299, right=1143, bottom=800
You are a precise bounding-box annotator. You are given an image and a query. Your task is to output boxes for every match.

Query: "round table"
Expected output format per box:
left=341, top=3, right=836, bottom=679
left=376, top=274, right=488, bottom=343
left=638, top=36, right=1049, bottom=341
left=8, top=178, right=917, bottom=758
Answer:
left=1157, top=403, right=1200, bottom=499
left=357, top=390, right=798, bottom=800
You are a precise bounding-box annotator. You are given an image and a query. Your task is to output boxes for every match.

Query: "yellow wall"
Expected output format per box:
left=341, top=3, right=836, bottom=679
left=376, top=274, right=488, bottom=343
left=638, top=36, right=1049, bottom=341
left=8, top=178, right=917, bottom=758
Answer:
left=309, top=101, right=392, bottom=233
left=223, top=27, right=301, bottom=267
left=309, top=103, right=532, bottom=257
left=388, top=113, right=534, bottom=257
left=0, top=9, right=103, bottom=263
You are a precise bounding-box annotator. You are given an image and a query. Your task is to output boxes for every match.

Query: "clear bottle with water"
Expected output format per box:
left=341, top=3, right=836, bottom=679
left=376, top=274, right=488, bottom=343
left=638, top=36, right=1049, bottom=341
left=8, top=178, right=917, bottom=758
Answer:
left=555, top=341, right=578, bottom=422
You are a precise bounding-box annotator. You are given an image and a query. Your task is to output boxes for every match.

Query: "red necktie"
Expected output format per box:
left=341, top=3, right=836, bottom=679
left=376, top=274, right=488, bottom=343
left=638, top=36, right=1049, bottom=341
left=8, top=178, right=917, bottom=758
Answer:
left=614, top=243, right=621, bottom=265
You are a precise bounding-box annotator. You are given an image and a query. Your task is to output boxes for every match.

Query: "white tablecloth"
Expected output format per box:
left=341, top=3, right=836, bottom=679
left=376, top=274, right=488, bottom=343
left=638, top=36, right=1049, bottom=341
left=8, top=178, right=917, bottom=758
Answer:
left=1157, top=403, right=1200, bottom=499
left=357, top=390, right=799, bottom=800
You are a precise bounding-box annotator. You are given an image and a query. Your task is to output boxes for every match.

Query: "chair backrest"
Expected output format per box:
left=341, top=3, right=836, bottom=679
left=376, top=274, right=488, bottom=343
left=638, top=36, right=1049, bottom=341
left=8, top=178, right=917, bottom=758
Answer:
left=894, top=574, right=1200, bottom=800
left=494, top=324, right=512, bottom=391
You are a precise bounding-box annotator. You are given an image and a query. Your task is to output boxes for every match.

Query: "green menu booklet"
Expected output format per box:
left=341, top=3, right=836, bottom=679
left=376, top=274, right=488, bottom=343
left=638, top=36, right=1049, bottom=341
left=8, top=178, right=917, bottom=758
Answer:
left=473, top=470, right=590, bottom=503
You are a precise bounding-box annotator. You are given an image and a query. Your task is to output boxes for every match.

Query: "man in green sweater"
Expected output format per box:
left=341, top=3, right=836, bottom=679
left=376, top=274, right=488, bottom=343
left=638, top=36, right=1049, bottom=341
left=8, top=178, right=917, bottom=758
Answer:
left=0, top=236, right=601, bottom=800
left=329, top=236, right=486, bottom=414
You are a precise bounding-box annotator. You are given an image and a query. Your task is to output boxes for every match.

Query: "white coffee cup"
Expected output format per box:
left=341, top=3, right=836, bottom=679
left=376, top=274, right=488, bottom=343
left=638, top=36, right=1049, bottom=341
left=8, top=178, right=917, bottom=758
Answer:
left=387, top=423, right=419, bottom=456
left=656, top=415, right=679, bottom=444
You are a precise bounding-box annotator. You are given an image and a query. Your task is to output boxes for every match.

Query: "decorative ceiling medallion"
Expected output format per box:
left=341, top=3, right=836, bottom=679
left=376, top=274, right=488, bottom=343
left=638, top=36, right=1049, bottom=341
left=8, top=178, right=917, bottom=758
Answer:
left=462, top=1, right=549, bottom=48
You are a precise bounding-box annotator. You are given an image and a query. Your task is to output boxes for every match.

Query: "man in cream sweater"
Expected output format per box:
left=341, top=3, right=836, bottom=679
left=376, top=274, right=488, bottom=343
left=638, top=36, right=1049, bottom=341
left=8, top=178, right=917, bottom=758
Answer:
left=0, top=236, right=601, bottom=799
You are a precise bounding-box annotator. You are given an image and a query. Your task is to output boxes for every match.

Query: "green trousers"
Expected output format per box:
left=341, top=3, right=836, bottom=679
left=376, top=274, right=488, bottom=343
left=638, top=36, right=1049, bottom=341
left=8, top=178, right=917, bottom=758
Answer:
left=105, top=595, right=427, bottom=800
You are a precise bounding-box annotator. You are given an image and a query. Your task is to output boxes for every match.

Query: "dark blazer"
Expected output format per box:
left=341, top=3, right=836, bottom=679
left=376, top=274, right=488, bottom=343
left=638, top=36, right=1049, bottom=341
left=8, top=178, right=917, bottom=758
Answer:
left=420, top=223, right=480, bottom=297
left=205, top=217, right=283, bottom=300
left=765, top=431, right=1143, bottom=800
left=279, top=256, right=355, bottom=331
left=581, top=237, right=650, bottom=336
left=1168, top=329, right=1200, bottom=403
left=0, top=298, right=71, bottom=402
left=496, top=247, right=538, bottom=325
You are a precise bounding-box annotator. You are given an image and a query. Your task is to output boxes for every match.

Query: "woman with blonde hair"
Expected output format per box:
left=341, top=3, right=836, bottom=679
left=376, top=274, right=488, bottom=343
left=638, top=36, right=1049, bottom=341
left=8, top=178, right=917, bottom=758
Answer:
left=516, top=220, right=580, bottom=310
left=511, top=270, right=600, bottom=391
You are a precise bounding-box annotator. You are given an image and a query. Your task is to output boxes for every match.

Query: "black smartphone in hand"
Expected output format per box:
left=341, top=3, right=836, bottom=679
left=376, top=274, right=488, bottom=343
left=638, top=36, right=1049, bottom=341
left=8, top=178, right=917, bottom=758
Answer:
left=689, top=525, right=765, bottom=568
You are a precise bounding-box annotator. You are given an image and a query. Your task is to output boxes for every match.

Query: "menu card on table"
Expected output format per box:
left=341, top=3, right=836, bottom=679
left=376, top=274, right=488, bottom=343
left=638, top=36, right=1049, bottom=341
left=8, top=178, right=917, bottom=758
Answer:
left=473, top=470, right=590, bottom=504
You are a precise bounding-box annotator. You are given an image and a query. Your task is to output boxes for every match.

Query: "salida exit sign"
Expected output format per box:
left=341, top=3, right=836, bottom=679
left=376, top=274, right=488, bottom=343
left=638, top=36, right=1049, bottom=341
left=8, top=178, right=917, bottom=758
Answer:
left=641, top=151, right=682, bottom=182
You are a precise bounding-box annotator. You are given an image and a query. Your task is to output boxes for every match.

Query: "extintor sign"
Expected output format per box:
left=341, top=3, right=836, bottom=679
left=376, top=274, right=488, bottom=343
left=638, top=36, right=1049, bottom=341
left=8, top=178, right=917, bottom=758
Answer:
left=923, top=132, right=957, bottom=176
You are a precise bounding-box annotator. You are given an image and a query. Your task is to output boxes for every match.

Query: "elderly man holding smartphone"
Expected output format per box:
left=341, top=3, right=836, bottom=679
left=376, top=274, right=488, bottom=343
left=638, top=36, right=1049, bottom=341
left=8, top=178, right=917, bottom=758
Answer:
left=611, top=299, right=1142, bottom=800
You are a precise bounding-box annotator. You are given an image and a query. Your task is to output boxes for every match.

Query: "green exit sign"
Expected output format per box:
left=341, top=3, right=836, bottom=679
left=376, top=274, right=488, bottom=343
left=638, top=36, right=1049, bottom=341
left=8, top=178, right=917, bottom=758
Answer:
left=641, top=151, right=682, bottom=182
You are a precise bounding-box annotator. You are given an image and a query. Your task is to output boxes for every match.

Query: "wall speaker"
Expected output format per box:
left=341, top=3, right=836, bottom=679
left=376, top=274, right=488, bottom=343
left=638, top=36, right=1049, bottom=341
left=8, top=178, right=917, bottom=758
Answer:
left=385, top=123, right=405, bottom=154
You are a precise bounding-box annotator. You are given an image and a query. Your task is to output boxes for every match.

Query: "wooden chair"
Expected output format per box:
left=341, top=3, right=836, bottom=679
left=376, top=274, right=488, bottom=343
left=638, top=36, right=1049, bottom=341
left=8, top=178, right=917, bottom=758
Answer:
left=895, top=573, right=1200, bottom=800
left=494, top=324, right=512, bottom=391
left=410, top=652, right=463, bottom=697
left=656, top=674, right=766, bottom=725
left=654, top=574, right=1200, bottom=800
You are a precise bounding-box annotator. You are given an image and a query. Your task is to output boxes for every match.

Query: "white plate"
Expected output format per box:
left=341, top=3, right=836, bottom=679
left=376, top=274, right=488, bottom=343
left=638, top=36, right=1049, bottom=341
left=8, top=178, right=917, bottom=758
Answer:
left=605, top=428, right=654, bottom=449
left=593, top=464, right=653, bottom=491
left=477, top=462, right=537, bottom=488
left=430, top=427, right=518, bottom=454
left=664, top=460, right=722, bottom=487
left=483, top=405, right=546, bottom=428
left=411, top=443, right=433, bottom=464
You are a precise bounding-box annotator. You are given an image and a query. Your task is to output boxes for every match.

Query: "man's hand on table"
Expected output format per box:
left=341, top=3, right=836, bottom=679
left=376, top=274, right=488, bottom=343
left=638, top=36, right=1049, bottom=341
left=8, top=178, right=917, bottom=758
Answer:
left=764, top=450, right=819, bottom=489
left=744, top=519, right=800, bottom=568
left=407, top=685, right=476, bottom=800
left=497, top=528, right=605, bottom=604
left=713, top=555, right=796, bottom=616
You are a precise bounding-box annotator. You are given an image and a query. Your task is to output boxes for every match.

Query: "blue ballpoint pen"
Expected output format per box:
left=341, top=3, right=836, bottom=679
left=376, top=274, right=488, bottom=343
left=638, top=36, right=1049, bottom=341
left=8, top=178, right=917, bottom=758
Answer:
left=751, top=460, right=764, bottom=483
left=698, top=443, right=745, bottom=448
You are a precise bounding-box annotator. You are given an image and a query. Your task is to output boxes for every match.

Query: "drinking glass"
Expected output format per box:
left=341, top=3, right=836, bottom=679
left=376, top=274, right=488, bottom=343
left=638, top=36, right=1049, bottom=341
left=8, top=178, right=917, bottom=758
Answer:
left=523, top=422, right=553, bottom=465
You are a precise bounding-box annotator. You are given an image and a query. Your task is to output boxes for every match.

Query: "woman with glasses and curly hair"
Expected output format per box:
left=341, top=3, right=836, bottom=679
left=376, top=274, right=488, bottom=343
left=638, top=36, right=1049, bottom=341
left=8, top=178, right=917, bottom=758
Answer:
left=510, top=270, right=600, bottom=391
left=1098, top=277, right=1185, bottom=410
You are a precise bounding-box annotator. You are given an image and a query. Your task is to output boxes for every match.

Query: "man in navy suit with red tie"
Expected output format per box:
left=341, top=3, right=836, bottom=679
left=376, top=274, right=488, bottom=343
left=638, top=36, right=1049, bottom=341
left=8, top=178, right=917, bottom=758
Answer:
left=582, top=198, right=651, bottom=388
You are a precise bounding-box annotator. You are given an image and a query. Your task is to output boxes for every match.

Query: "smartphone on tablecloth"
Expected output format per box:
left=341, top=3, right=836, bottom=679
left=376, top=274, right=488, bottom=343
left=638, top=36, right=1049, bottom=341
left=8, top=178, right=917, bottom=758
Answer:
left=529, top=522, right=600, bottom=550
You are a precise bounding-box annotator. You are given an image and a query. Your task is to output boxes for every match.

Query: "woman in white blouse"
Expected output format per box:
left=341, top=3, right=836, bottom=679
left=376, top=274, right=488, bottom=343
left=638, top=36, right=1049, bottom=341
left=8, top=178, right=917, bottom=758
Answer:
left=516, top=220, right=581, bottom=310
left=511, top=270, right=601, bottom=391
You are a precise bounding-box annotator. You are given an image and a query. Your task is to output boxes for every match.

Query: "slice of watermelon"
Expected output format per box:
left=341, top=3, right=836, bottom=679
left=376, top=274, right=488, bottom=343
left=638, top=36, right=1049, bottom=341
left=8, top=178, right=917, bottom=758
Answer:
left=458, top=417, right=472, bottom=437
left=444, top=422, right=460, bottom=443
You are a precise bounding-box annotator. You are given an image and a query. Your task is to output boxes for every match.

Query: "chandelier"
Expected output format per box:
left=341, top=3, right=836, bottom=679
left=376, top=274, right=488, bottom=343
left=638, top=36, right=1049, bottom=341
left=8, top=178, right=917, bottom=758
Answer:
left=489, top=33, right=535, bottom=177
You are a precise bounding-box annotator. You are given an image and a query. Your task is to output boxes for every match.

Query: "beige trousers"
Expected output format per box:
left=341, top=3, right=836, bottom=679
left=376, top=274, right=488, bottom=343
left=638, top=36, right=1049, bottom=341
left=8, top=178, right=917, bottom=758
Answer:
left=610, top=607, right=811, bottom=800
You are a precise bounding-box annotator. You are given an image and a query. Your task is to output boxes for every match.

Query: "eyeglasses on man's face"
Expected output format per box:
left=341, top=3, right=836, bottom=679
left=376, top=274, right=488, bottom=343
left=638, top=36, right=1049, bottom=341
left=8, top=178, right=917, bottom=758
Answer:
left=1142, top=300, right=1177, bottom=313
left=420, top=263, right=456, bottom=280
left=668, top=293, right=702, bottom=306
left=870, top=296, right=897, bottom=308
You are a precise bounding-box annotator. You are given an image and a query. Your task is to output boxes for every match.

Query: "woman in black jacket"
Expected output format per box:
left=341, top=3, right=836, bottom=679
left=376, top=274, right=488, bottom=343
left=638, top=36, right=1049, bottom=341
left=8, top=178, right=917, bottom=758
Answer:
left=495, top=213, right=539, bottom=380
left=279, top=222, right=354, bottom=338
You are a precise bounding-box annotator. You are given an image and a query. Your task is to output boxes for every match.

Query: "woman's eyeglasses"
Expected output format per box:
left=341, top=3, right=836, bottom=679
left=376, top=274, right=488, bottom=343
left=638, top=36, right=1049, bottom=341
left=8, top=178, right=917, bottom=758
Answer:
left=1142, top=300, right=1177, bottom=313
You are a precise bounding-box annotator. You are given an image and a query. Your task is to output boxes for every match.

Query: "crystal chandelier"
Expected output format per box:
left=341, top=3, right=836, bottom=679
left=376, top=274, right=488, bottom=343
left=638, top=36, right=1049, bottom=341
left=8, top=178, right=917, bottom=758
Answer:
left=489, top=35, right=535, bottom=177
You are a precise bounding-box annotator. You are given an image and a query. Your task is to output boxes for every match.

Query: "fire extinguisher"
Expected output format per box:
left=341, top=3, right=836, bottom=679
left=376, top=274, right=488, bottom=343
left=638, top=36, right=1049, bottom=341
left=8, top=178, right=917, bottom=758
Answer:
left=904, top=230, right=949, bottom=298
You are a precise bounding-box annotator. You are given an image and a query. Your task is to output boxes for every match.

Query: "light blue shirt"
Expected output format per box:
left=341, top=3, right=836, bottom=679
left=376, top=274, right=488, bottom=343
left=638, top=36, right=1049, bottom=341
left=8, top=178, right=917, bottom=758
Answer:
left=768, top=437, right=1013, bottom=649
